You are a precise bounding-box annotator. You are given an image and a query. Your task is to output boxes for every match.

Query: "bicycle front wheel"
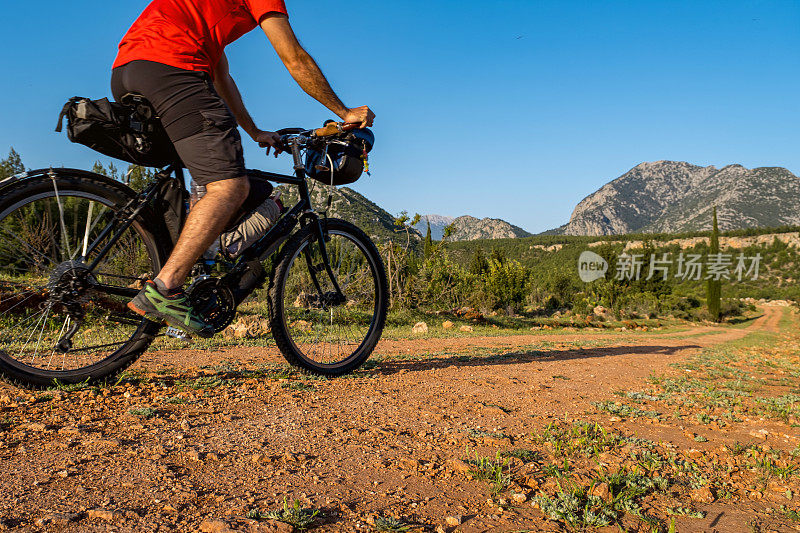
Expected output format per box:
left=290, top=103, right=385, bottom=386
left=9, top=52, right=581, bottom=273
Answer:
left=0, top=171, right=166, bottom=388
left=269, top=218, right=388, bottom=375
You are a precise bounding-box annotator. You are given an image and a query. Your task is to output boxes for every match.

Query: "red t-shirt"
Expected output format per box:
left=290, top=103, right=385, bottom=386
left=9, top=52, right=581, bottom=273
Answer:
left=113, top=0, right=288, bottom=78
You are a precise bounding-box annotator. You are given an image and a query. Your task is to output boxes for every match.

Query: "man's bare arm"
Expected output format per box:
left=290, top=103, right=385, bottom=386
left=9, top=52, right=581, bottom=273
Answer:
left=260, top=13, right=374, bottom=128
left=214, top=52, right=281, bottom=153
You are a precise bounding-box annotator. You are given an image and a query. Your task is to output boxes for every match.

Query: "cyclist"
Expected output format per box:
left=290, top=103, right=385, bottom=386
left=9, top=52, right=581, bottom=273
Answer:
left=111, top=0, right=375, bottom=337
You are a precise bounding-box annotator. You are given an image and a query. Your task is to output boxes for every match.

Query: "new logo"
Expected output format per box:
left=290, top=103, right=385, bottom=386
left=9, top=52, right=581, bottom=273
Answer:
left=578, top=251, right=608, bottom=283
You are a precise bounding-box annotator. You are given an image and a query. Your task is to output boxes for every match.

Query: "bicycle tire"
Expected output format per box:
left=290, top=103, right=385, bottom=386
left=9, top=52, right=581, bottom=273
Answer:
left=0, top=170, right=167, bottom=388
left=269, top=218, right=388, bottom=375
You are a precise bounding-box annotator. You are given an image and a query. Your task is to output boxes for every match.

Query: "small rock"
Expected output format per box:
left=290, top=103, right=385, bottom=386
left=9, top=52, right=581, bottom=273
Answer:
left=459, top=325, right=473, bottom=333
left=412, top=322, right=428, bottom=334
left=686, top=449, right=704, bottom=460
left=445, top=515, right=462, bottom=526
left=200, top=519, right=238, bottom=533
left=87, top=509, right=117, bottom=522
left=522, top=475, right=540, bottom=489
left=511, top=492, right=528, bottom=503
left=749, top=429, right=769, bottom=440
left=248, top=520, right=294, bottom=533
left=442, top=320, right=454, bottom=329
left=589, top=482, right=612, bottom=502
left=398, top=457, right=421, bottom=471
left=445, top=458, right=471, bottom=474
left=690, top=486, right=714, bottom=503
left=233, top=324, right=252, bottom=339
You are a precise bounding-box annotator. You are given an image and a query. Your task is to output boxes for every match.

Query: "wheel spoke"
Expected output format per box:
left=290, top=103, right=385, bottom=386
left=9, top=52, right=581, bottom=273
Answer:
left=50, top=177, right=74, bottom=260
left=31, top=303, right=53, bottom=365
left=16, top=307, right=48, bottom=360
left=0, top=180, right=159, bottom=381
left=80, top=201, right=94, bottom=258
left=51, top=316, right=71, bottom=371
left=279, top=227, right=384, bottom=370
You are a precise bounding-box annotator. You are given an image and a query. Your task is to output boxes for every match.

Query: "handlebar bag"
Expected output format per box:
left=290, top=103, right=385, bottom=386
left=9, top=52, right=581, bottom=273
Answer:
left=305, top=130, right=374, bottom=186
left=56, top=96, right=181, bottom=168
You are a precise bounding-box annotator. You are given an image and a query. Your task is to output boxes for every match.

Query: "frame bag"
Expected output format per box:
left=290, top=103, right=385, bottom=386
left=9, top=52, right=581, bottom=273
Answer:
left=56, top=96, right=181, bottom=168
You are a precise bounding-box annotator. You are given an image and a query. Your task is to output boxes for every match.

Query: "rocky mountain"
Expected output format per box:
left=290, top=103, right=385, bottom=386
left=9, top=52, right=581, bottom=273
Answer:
left=275, top=186, right=531, bottom=244
left=413, top=215, right=455, bottom=240
left=415, top=214, right=532, bottom=241
left=549, top=161, right=800, bottom=236
left=447, top=216, right=532, bottom=241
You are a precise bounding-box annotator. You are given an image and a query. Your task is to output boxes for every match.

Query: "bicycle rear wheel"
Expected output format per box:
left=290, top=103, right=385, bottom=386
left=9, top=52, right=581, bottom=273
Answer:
left=0, top=171, right=165, bottom=388
left=269, top=218, right=388, bottom=375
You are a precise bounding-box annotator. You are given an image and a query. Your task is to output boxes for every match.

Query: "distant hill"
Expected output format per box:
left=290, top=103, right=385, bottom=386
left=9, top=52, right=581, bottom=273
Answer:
left=413, top=215, right=455, bottom=240
left=276, top=185, right=419, bottom=245
left=447, top=216, right=532, bottom=241
left=277, top=187, right=531, bottom=244
left=548, top=161, right=800, bottom=236
left=415, top=214, right=531, bottom=241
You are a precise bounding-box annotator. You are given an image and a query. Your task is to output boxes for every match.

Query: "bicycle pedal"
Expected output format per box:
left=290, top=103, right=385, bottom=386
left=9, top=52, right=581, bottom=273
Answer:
left=165, top=327, right=192, bottom=343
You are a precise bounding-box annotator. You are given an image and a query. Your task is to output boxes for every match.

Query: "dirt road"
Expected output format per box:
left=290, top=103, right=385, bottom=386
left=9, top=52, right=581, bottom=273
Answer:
left=0, top=306, right=798, bottom=532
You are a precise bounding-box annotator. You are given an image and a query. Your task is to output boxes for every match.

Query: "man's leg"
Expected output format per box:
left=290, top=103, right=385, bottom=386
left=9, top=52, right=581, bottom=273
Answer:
left=156, top=176, right=250, bottom=290
left=116, top=62, right=250, bottom=336
left=127, top=176, right=249, bottom=338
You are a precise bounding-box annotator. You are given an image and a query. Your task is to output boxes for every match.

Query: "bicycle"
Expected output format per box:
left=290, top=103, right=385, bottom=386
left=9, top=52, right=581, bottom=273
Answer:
left=0, top=124, right=388, bottom=388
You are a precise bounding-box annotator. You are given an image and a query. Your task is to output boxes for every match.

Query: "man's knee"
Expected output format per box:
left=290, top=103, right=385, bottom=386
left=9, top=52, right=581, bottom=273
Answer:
left=205, top=176, right=249, bottom=207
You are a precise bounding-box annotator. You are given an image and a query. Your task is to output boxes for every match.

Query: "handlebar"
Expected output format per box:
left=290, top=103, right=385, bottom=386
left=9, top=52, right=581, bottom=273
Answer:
left=274, top=121, right=366, bottom=170
left=276, top=122, right=361, bottom=153
left=313, top=122, right=360, bottom=137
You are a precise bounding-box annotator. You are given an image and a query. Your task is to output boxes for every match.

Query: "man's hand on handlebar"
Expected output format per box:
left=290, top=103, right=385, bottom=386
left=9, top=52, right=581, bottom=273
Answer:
left=254, top=130, right=283, bottom=157
left=343, top=106, right=375, bottom=129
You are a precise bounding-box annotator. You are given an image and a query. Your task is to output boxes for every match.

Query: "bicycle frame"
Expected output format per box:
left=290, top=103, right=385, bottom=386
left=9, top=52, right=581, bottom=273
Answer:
left=77, top=141, right=345, bottom=311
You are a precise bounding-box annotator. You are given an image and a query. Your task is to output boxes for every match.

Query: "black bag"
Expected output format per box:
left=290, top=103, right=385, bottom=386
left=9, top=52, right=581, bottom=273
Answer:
left=304, top=128, right=374, bottom=186
left=56, top=95, right=181, bottom=168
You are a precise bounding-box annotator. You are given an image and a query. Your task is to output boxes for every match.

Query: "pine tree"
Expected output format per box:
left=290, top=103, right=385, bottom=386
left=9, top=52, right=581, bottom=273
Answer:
left=469, top=248, right=489, bottom=275
left=707, top=207, right=722, bottom=322
left=0, top=148, right=25, bottom=180
left=91, top=161, right=120, bottom=180
left=126, top=165, right=156, bottom=191
left=423, top=220, right=433, bottom=259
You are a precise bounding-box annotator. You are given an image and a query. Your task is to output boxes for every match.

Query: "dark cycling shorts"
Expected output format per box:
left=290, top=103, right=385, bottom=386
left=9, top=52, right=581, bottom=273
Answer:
left=111, top=60, right=245, bottom=186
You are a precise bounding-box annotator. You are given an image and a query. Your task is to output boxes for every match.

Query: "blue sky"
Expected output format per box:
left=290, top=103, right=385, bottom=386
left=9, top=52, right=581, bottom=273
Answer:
left=1, top=1, right=798, bottom=233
